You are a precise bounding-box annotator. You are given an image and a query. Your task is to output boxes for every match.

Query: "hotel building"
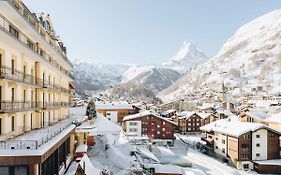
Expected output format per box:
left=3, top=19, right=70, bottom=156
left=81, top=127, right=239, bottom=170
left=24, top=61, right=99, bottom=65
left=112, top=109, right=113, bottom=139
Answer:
left=0, top=0, right=75, bottom=175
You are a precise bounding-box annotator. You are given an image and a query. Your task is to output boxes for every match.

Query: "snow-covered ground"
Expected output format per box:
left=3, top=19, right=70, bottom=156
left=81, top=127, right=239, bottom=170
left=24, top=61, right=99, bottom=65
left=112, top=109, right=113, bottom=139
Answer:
left=136, top=135, right=261, bottom=175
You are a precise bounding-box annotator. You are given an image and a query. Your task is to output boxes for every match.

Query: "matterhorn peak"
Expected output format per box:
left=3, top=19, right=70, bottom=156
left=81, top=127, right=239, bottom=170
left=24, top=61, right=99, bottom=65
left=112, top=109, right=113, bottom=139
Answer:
left=163, top=40, right=209, bottom=73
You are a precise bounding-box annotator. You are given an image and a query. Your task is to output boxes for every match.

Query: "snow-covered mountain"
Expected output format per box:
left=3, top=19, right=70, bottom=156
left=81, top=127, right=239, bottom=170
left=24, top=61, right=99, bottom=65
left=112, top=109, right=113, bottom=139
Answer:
left=122, top=65, right=180, bottom=91
left=73, top=40, right=208, bottom=93
left=159, top=9, right=281, bottom=101
left=163, top=41, right=209, bottom=73
left=72, top=60, right=133, bottom=91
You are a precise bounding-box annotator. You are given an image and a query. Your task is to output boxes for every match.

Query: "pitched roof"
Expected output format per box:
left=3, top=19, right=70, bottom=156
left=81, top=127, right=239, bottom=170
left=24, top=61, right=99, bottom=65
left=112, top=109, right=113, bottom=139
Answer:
left=95, top=101, right=133, bottom=110
left=245, top=110, right=271, bottom=121
left=265, top=112, right=281, bottom=124
left=200, top=118, right=277, bottom=138
left=123, top=110, right=177, bottom=126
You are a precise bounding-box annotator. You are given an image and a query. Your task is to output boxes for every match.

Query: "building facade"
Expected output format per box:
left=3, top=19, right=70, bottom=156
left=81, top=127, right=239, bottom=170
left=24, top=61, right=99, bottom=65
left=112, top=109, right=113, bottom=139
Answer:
left=96, top=101, right=139, bottom=125
left=123, top=111, right=177, bottom=142
left=201, top=120, right=281, bottom=173
left=0, top=0, right=74, bottom=174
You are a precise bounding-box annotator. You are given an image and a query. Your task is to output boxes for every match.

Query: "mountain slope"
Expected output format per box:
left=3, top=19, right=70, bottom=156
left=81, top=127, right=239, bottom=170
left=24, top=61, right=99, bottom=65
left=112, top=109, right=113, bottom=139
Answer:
left=123, top=66, right=180, bottom=92
left=72, top=61, right=133, bottom=91
left=163, top=41, right=209, bottom=73
left=159, top=9, right=281, bottom=101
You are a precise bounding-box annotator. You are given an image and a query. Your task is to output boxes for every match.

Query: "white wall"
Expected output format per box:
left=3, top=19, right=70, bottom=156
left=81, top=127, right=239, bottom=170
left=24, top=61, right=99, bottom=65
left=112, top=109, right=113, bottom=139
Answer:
left=106, top=111, right=118, bottom=123
left=126, top=121, right=142, bottom=137
left=214, top=132, right=228, bottom=157
left=252, top=129, right=267, bottom=160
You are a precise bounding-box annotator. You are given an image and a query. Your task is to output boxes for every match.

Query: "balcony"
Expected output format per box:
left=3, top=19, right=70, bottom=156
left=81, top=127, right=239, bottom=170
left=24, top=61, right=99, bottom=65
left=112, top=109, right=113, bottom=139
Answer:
left=0, top=65, right=42, bottom=87
left=0, top=115, right=77, bottom=150
left=0, top=101, right=70, bottom=112
left=0, top=100, right=34, bottom=112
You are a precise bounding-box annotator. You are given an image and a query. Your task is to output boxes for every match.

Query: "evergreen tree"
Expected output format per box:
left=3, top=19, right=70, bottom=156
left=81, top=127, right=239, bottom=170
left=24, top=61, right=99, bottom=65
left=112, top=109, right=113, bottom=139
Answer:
left=86, top=100, right=96, bottom=120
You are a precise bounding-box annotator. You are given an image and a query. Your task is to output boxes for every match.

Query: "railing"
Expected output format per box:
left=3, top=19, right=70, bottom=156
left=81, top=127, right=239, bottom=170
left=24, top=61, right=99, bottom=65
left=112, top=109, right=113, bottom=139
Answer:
left=0, top=65, right=41, bottom=87
left=0, top=101, right=70, bottom=112
left=0, top=65, right=70, bottom=93
left=5, top=0, right=73, bottom=67
left=0, top=115, right=76, bottom=150
left=0, top=10, right=73, bottom=80
left=0, top=100, right=33, bottom=112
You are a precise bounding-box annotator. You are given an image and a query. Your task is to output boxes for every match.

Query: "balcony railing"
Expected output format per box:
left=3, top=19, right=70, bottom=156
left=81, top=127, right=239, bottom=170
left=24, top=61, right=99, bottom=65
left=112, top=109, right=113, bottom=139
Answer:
left=0, top=101, right=70, bottom=112
left=0, top=65, right=41, bottom=87
left=0, top=65, right=70, bottom=93
left=0, top=115, right=76, bottom=150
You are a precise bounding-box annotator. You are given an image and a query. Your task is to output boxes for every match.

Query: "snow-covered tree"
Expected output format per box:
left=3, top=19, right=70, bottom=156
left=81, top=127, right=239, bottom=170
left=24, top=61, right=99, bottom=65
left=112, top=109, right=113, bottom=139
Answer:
left=86, top=100, right=96, bottom=120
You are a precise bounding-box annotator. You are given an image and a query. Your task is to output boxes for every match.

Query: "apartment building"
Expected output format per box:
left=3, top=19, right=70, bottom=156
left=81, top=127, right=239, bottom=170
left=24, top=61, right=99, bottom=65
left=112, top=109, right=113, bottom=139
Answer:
left=0, top=0, right=74, bottom=175
left=174, top=111, right=218, bottom=134
left=123, top=110, right=177, bottom=144
left=95, top=101, right=139, bottom=125
left=201, top=119, right=281, bottom=174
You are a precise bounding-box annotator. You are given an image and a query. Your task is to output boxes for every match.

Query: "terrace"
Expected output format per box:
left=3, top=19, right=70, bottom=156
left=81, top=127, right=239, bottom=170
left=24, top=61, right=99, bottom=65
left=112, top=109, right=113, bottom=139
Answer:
left=0, top=114, right=80, bottom=152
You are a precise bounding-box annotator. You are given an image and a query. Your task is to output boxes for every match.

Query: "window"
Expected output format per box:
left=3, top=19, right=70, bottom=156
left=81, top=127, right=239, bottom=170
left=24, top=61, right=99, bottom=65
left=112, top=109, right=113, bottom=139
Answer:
left=157, top=125, right=160, bottom=128
left=11, top=88, right=15, bottom=101
left=256, top=153, right=260, bottom=157
left=129, top=122, right=137, bottom=126
left=162, top=128, right=165, bottom=131
left=256, top=143, right=260, bottom=147
left=241, top=144, right=249, bottom=149
left=163, top=121, right=165, bottom=125
left=157, top=131, right=160, bottom=134
left=129, top=128, right=137, bottom=132
left=11, top=116, right=15, bottom=131
left=256, top=135, right=260, bottom=138
left=222, top=148, right=225, bottom=153
left=215, top=146, right=218, bottom=149
left=27, top=39, right=34, bottom=49
left=11, top=59, right=15, bottom=74
left=9, top=25, right=19, bottom=38
left=222, top=139, right=225, bottom=144
left=243, top=164, right=249, bottom=169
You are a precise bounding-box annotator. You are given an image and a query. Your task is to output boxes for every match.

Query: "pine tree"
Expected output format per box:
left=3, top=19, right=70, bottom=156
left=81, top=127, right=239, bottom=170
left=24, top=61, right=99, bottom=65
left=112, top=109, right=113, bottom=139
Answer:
left=86, top=100, right=96, bottom=120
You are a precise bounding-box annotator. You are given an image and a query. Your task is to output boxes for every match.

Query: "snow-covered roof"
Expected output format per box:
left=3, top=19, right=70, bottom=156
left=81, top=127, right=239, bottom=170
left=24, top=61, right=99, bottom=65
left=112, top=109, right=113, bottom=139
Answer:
left=123, top=110, right=177, bottom=125
left=95, top=101, right=133, bottom=110
left=265, top=112, right=281, bottom=124
left=200, top=119, right=271, bottom=137
left=79, top=154, right=101, bottom=174
left=89, top=114, right=122, bottom=135
left=253, top=159, right=281, bottom=166
left=75, top=144, right=88, bottom=153
left=196, top=112, right=213, bottom=119
left=161, top=109, right=176, bottom=116
left=177, top=111, right=196, bottom=119
left=245, top=110, right=271, bottom=121
left=177, top=111, right=212, bottom=120
left=197, top=103, right=215, bottom=110
left=154, top=164, right=182, bottom=174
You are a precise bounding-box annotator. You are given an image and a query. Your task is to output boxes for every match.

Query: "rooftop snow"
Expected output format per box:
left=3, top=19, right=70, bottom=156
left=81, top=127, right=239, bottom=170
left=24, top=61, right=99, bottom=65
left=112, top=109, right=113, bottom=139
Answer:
left=123, top=110, right=177, bottom=125
left=95, top=101, right=133, bottom=110
left=200, top=119, right=267, bottom=137
left=245, top=110, right=271, bottom=120
left=265, top=112, right=281, bottom=124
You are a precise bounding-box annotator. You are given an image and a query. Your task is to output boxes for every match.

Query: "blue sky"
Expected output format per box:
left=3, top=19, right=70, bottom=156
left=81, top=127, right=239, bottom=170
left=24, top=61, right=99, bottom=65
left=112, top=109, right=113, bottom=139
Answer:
left=23, top=0, right=281, bottom=64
